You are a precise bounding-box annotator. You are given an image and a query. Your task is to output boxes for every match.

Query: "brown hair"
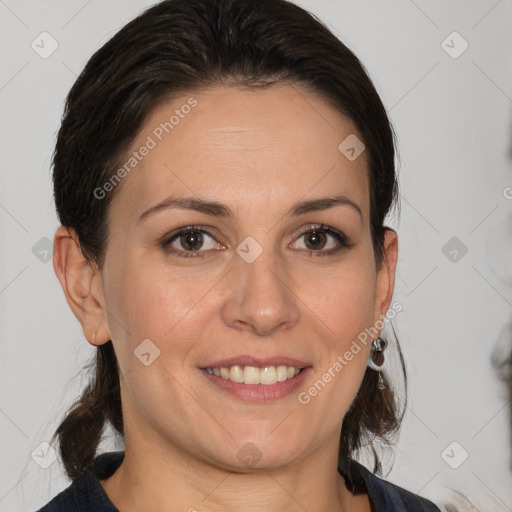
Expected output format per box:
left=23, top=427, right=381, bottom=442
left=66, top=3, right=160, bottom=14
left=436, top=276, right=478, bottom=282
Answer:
left=50, top=0, right=406, bottom=480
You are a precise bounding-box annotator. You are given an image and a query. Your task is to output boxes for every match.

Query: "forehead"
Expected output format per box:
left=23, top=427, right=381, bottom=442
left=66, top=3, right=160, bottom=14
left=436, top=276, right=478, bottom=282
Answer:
left=109, top=84, right=370, bottom=224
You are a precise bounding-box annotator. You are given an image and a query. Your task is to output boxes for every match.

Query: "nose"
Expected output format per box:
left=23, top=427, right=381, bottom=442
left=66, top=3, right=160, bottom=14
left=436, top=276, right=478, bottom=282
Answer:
left=220, top=242, right=300, bottom=336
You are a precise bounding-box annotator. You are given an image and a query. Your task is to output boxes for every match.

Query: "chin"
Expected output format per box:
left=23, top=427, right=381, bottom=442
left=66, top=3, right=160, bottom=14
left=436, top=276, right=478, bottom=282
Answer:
left=204, top=434, right=305, bottom=472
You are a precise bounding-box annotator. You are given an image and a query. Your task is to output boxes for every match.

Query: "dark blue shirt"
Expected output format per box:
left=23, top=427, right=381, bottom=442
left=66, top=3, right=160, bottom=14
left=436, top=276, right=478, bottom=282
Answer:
left=35, top=451, right=441, bottom=511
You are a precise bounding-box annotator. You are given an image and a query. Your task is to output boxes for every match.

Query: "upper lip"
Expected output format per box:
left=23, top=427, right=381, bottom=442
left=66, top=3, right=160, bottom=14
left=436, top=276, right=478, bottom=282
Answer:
left=200, top=355, right=312, bottom=369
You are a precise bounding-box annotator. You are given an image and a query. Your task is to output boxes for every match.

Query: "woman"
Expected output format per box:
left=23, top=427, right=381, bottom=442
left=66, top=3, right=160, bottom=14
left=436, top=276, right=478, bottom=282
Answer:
left=36, top=0, right=442, bottom=510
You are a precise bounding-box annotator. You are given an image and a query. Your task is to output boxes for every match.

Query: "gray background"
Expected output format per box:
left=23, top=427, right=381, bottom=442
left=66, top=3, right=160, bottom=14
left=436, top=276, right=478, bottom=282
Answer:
left=1, top=0, right=511, bottom=510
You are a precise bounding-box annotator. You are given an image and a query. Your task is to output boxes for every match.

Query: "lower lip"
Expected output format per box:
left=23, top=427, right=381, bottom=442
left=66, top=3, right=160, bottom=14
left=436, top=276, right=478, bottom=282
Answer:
left=200, top=367, right=312, bottom=403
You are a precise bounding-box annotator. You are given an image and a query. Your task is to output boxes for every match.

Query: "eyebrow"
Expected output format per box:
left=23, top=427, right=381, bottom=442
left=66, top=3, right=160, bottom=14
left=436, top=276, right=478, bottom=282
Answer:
left=137, top=194, right=363, bottom=223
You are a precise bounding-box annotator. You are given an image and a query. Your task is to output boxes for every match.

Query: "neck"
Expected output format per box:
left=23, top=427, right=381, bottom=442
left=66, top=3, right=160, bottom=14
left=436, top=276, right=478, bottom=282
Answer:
left=100, top=435, right=363, bottom=512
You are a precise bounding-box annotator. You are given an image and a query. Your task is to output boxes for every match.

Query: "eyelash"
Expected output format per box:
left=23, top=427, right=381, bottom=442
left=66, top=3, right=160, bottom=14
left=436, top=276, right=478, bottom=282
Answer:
left=160, top=224, right=354, bottom=259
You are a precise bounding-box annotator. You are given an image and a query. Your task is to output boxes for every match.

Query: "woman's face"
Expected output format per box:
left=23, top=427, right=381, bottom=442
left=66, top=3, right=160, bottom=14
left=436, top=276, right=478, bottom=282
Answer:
left=84, top=84, right=397, bottom=470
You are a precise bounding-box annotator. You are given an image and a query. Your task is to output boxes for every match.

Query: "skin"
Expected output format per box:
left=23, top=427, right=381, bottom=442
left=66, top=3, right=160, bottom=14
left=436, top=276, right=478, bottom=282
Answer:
left=53, top=84, right=398, bottom=512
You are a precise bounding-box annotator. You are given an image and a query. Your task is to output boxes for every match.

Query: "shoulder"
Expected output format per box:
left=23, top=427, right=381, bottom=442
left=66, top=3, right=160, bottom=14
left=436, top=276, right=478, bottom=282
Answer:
left=34, top=482, right=85, bottom=512
left=365, top=471, right=441, bottom=511
left=34, top=473, right=96, bottom=512
left=338, top=455, right=442, bottom=512
left=34, top=452, right=124, bottom=512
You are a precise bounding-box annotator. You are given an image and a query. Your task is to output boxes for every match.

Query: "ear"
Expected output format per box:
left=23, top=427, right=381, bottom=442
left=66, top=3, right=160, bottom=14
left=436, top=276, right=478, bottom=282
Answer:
left=52, top=225, right=111, bottom=346
left=372, top=228, right=398, bottom=326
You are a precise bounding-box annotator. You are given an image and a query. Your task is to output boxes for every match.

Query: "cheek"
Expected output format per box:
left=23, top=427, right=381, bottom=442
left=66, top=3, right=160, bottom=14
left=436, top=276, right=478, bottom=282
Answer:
left=102, top=253, right=205, bottom=364
left=307, top=265, right=375, bottom=415
left=302, top=255, right=376, bottom=340
left=303, top=250, right=376, bottom=398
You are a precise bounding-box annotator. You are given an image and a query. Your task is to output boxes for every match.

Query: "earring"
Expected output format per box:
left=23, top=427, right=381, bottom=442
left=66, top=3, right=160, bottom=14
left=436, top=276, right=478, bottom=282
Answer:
left=368, top=336, right=387, bottom=390
left=92, top=331, right=97, bottom=344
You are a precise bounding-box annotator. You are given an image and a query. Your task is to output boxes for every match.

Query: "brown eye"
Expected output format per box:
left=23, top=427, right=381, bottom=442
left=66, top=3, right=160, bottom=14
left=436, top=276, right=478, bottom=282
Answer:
left=161, top=226, right=221, bottom=258
left=179, top=231, right=204, bottom=251
left=303, top=230, right=328, bottom=250
left=293, top=224, right=354, bottom=256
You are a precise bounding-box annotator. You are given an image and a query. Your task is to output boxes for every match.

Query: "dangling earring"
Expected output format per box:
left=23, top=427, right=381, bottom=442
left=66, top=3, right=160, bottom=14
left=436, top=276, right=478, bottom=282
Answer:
left=368, top=336, right=387, bottom=390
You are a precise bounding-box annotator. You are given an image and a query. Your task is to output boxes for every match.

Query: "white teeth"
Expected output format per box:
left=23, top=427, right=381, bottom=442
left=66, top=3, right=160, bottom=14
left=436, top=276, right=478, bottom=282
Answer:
left=229, top=365, right=244, bottom=383
left=259, top=366, right=277, bottom=385
left=276, top=365, right=288, bottom=382
left=243, top=366, right=260, bottom=385
left=205, top=364, right=303, bottom=385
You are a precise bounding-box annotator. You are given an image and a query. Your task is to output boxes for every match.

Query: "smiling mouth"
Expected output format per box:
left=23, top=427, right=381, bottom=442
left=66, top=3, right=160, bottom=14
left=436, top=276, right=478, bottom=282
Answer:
left=202, top=364, right=304, bottom=385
